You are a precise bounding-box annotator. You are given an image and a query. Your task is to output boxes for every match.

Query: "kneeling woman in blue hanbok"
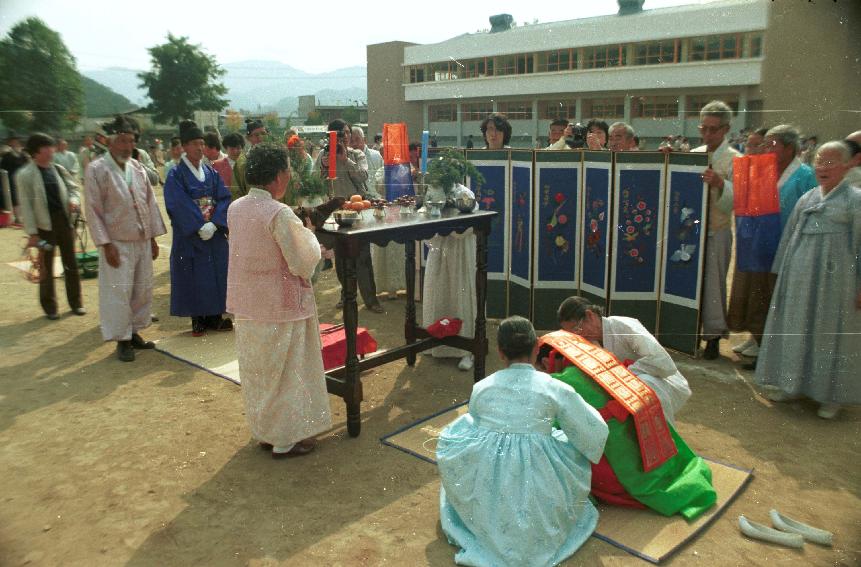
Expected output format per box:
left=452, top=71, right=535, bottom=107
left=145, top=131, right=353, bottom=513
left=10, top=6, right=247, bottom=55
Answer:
left=437, top=316, right=609, bottom=567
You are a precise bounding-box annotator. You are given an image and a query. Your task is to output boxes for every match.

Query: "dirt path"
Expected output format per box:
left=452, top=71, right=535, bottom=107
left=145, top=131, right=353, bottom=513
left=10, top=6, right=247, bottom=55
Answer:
left=0, top=193, right=858, bottom=566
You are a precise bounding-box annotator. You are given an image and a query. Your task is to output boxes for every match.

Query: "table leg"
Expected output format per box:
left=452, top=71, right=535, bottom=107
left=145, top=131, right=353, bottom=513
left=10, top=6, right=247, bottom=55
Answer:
left=473, top=225, right=489, bottom=383
left=343, top=253, right=362, bottom=437
left=404, top=240, right=417, bottom=366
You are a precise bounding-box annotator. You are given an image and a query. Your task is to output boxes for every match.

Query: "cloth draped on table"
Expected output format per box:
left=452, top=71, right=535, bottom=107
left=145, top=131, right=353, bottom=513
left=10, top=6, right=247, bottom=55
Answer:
left=539, top=331, right=716, bottom=521
left=164, top=160, right=232, bottom=318
left=422, top=229, right=476, bottom=358
left=755, top=181, right=861, bottom=405
left=437, top=363, right=608, bottom=567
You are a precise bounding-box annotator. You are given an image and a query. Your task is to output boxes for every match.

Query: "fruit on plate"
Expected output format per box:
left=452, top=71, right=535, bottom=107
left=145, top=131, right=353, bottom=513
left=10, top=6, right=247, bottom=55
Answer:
left=350, top=194, right=363, bottom=203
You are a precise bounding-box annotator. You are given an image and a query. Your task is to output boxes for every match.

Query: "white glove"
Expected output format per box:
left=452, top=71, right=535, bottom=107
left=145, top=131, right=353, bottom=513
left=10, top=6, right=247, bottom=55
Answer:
left=198, top=222, right=217, bottom=241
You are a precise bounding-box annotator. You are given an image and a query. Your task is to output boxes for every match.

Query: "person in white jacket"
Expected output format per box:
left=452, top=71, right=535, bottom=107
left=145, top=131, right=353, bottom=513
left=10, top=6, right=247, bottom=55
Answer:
left=556, top=296, right=691, bottom=423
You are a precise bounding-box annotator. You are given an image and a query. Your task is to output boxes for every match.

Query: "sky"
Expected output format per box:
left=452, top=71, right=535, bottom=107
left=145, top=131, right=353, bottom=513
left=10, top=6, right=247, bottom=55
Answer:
left=0, top=0, right=708, bottom=74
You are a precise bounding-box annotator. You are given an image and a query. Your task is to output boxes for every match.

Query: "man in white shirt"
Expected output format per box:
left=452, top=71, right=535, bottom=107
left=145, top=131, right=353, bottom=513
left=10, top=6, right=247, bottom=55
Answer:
left=351, top=126, right=382, bottom=190
left=692, top=100, right=740, bottom=360
left=53, top=138, right=80, bottom=181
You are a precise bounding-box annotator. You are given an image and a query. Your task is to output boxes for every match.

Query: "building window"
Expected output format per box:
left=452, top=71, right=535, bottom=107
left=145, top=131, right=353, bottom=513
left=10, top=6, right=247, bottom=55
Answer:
left=685, top=95, right=740, bottom=116
left=537, top=49, right=573, bottom=72
left=431, top=61, right=456, bottom=81
left=689, top=34, right=742, bottom=61
left=461, top=102, right=494, bottom=121
left=582, top=98, right=625, bottom=120
left=429, top=104, right=457, bottom=122
left=633, top=40, right=679, bottom=65
left=583, top=45, right=626, bottom=69
left=631, top=96, right=679, bottom=118
left=539, top=100, right=577, bottom=120
left=497, top=101, right=533, bottom=120
left=749, top=33, right=764, bottom=58
left=463, top=58, right=489, bottom=79
left=409, top=66, right=425, bottom=83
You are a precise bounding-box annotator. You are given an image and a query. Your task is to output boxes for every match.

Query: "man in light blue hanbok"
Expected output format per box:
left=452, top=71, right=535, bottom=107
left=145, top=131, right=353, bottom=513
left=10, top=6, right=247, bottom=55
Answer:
left=437, top=317, right=608, bottom=567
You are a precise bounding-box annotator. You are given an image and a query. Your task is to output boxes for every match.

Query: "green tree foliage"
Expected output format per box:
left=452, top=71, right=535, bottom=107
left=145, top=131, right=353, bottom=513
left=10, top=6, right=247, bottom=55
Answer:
left=0, top=17, right=84, bottom=132
left=82, top=76, right=136, bottom=117
left=304, top=111, right=324, bottom=126
left=138, top=34, right=228, bottom=125
left=341, top=105, right=360, bottom=125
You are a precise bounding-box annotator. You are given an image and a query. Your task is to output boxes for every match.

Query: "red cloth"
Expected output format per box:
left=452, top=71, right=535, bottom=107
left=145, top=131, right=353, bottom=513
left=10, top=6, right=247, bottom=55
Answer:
left=427, top=317, right=463, bottom=339
left=591, top=456, right=646, bottom=509
left=320, top=323, right=378, bottom=370
left=383, top=123, right=410, bottom=165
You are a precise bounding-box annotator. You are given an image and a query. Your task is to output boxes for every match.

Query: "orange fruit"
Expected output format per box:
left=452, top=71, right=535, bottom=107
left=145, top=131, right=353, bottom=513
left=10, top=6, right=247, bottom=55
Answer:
left=350, top=194, right=363, bottom=203
left=362, top=200, right=372, bottom=210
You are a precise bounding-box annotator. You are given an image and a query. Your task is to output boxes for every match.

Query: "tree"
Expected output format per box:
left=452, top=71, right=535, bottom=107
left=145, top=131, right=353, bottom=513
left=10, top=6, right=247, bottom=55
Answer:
left=224, top=109, right=244, bottom=133
left=342, top=106, right=360, bottom=125
left=138, top=34, right=228, bottom=125
left=0, top=18, right=84, bottom=132
left=304, top=111, right=324, bottom=126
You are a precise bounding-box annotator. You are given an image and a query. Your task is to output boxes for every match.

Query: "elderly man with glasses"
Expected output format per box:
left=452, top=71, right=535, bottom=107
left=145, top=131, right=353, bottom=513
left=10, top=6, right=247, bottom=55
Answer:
left=692, top=100, right=740, bottom=360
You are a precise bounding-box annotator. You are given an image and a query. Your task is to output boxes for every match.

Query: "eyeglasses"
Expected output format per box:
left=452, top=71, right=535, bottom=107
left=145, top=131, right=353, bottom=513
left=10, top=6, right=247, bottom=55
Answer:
left=698, top=124, right=727, bottom=134
left=813, top=160, right=842, bottom=168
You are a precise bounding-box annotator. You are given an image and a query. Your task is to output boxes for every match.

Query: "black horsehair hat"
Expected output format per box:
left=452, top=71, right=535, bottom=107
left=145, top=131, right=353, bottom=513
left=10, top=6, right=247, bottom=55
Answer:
left=179, top=120, right=204, bottom=144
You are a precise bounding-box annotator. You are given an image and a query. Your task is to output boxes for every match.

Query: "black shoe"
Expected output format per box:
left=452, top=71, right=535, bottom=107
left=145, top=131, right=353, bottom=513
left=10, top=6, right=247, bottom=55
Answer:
left=151, top=314, right=160, bottom=322
left=367, top=303, right=384, bottom=314
left=208, top=316, right=233, bottom=332
left=131, top=333, right=156, bottom=349
left=192, top=317, right=206, bottom=337
left=703, top=338, right=720, bottom=360
left=117, top=340, right=135, bottom=362
left=742, top=358, right=758, bottom=371
left=46, top=313, right=60, bottom=320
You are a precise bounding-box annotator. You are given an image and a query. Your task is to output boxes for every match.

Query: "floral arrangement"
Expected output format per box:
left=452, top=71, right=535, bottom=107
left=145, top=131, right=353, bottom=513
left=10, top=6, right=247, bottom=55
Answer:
left=426, top=149, right=485, bottom=195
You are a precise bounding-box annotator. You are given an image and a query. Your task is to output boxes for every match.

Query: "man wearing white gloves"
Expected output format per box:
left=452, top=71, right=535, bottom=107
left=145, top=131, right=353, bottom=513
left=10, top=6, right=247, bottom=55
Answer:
left=164, top=120, right=233, bottom=337
left=85, top=116, right=167, bottom=362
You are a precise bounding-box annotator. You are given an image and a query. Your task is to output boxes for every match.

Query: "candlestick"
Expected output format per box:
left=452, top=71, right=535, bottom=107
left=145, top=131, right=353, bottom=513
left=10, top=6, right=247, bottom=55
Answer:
left=420, top=130, right=429, bottom=175
left=328, top=130, right=338, bottom=180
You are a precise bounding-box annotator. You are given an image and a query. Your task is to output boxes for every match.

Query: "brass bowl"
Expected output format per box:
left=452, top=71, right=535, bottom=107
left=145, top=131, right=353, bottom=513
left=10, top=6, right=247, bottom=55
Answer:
left=455, top=196, right=476, bottom=213
left=333, top=211, right=359, bottom=227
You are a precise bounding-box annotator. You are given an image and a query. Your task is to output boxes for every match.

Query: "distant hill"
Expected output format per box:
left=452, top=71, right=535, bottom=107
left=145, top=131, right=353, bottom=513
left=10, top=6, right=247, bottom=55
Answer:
left=82, top=61, right=367, bottom=114
left=83, top=67, right=149, bottom=106
left=81, top=76, right=137, bottom=117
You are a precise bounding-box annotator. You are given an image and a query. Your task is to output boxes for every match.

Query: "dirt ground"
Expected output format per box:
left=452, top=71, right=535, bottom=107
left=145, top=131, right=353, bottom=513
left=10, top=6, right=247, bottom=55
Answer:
left=0, top=186, right=859, bottom=567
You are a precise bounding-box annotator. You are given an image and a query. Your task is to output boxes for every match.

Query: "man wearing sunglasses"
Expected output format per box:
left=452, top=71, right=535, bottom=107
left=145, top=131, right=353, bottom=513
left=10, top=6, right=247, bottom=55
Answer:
left=692, top=100, right=740, bottom=360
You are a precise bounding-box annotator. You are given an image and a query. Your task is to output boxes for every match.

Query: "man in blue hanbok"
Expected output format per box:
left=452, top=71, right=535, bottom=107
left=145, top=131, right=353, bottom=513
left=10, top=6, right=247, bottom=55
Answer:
left=164, top=120, right=232, bottom=336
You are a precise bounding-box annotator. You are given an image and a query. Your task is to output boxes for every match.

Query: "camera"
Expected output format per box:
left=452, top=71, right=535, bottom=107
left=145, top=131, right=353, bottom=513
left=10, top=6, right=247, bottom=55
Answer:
left=565, top=123, right=587, bottom=149
left=322, top=140, right=345, bottom=155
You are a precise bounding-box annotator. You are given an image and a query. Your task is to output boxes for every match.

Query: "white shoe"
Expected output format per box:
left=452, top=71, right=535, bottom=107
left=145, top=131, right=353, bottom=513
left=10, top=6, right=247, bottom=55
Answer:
left=817, top=403, right=841, bottom=420
left=740, top=343, right=760, bottom=357
left=738, top=516, right=804, bottom=548
left=769, top=509, right=833, bottom=546
left=458, top=355, right=474, bottom=371
left=732, top=337, right=757, bottom=353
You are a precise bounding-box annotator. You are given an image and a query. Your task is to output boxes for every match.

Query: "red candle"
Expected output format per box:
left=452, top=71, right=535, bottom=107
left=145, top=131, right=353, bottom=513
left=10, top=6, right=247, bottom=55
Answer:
left=328, top=130, right=338, bottom=179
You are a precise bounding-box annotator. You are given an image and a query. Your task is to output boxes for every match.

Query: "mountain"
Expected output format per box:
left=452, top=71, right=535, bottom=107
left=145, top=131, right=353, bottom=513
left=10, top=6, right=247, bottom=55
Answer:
left=81, top=61, right=367, bottom=114
left=81, top=76, right=137, bottom=117
left=83, top=67, right=149, bottom=106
